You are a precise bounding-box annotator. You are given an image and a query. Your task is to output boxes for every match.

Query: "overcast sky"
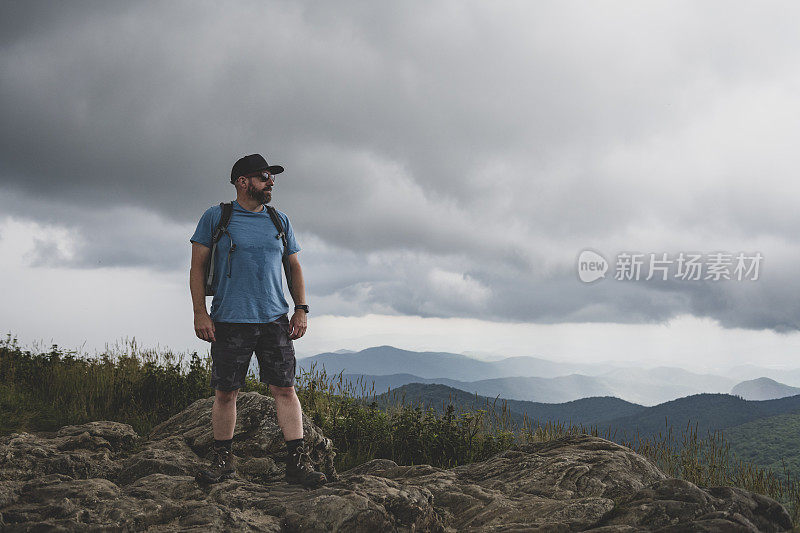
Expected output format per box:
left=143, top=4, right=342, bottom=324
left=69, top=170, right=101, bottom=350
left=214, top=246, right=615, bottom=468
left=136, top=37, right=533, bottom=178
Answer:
left=2, top=1, right=800, bottom=372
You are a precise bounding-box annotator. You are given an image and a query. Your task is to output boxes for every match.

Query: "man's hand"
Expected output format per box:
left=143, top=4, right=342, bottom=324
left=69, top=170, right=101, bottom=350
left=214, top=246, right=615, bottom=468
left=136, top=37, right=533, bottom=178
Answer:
left=194, top=312, right=216, bottom=343
left=289, top=311, right=307, bottom=340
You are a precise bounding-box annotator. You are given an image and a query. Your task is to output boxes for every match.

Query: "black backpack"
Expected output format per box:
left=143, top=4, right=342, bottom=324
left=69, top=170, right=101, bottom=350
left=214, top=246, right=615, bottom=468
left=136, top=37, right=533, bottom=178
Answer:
left=204, top=202, right=293, bottom=295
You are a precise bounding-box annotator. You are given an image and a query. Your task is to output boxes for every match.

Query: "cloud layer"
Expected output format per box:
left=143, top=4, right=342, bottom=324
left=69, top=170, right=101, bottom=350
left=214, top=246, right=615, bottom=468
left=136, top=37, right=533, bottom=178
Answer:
left=2, top=1, right=799, bottom=331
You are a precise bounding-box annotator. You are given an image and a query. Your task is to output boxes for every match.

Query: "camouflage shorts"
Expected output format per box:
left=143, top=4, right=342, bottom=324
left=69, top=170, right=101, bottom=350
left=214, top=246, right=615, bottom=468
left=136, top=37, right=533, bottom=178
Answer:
left=210, top=315, right=296, bottom=391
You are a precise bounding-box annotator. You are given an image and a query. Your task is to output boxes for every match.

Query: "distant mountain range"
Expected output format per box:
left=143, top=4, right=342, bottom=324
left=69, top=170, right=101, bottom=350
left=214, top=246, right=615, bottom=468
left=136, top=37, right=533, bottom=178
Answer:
left=299, top=345, right=621, bottom=381
left=368, top=382, right=800, bottom=441
left=369, top=382, right=646, bottom=429
left=601, top=393, right=800, bottom=441
left=293, top=345, right=800, bottom=405
left=731, top=377, right=800, bottom=401
left=330, top=371, right=734, bottom=406
left=720, top=365, right=800, bottom=387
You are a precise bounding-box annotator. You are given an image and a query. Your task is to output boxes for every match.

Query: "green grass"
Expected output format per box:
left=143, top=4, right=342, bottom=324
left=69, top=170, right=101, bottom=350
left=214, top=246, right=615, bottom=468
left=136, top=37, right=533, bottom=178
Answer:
left=1, top=332, right=799, bottom=527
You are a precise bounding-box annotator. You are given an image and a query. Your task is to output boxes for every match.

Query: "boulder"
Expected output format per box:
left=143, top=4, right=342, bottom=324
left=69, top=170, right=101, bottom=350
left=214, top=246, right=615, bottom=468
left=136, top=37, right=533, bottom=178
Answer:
left=0, top=391, right=793, bottom=532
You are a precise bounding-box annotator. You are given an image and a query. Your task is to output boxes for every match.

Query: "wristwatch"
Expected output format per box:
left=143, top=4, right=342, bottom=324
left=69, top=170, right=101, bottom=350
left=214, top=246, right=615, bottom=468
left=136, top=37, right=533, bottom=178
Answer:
left=294, top=304, right=309, bottom=314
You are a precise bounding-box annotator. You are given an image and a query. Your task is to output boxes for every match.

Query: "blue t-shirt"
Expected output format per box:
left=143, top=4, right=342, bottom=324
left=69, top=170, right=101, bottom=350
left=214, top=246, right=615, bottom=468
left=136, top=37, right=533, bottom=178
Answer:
left=190, top=200, right=301, bottom=323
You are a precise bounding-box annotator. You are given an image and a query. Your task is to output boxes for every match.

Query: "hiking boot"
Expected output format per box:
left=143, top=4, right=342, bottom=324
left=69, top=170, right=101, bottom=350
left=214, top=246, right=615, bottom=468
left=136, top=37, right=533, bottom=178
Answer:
left=285, top=443, right=327, bottom=488
left=196, top=446, right=236, bottom=484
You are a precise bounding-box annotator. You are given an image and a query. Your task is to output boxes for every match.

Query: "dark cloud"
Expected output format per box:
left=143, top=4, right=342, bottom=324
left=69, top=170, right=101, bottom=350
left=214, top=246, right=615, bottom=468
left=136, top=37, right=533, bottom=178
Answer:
left=1, top=1, right=799, bottom=332
left=0, top=190, right=190, bottom=272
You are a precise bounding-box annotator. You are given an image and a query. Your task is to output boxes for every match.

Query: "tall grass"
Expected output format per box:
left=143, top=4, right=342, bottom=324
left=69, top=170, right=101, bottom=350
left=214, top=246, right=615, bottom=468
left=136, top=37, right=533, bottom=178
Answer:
left=1, top=333, right=798, bottom=526
left=0, top=334, right=209, bottom=436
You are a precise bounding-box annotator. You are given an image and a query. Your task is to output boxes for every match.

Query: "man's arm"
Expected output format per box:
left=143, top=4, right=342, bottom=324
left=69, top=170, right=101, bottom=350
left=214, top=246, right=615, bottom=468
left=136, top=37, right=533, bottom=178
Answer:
left=190, top=242, right=215, bottom=342
left=287, top=252, right=306, bottom=306
left=287, top=252, right=307, bottom=340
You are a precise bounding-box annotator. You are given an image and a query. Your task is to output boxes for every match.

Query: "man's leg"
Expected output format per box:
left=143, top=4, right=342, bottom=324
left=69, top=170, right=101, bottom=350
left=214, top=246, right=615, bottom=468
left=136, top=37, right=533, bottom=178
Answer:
left=196, top=387, right=240, bottom=484
left=269, top=384, right=303, bottom=440
left=258, top=316, right=325, bottom=486
left=271, top=383, right=326, bottom=486
left=209, top=322, right=255, bottom=441
left=212, top=388, right=239, bottom=440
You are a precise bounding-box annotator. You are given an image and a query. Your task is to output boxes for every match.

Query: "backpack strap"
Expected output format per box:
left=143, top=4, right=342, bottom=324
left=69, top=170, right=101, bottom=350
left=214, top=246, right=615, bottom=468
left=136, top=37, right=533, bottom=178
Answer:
left=266, top=205, right=294, bottom=290
left=212, top=202, right=234, bottom=243
left=205, top=202, right=234, bottom=295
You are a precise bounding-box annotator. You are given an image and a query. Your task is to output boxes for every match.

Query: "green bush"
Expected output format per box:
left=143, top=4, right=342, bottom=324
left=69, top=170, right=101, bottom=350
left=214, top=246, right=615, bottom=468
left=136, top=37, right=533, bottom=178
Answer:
left=0, top=333, right=211, bottom=436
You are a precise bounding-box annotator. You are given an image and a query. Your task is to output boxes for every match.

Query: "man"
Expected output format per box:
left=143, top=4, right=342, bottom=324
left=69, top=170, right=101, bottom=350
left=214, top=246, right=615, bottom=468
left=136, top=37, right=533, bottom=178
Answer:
left=189, top=153, right=326, bottom=487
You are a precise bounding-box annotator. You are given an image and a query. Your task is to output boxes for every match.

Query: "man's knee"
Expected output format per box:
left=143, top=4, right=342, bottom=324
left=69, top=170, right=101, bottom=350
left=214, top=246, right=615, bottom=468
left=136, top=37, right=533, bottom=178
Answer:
left=269, top=384, right=296, bottom=398
left=215, top=388, right=239, bottom=403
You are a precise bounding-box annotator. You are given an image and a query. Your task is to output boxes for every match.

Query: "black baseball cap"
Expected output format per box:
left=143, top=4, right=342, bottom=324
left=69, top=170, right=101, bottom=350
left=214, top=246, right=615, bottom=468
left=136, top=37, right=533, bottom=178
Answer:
left=230, top=154, right=284, bottom=183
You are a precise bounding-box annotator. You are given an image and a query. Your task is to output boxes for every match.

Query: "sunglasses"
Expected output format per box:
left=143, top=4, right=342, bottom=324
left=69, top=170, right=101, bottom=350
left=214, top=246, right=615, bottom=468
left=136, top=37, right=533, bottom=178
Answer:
left=245, top=172, right=275, bottom=182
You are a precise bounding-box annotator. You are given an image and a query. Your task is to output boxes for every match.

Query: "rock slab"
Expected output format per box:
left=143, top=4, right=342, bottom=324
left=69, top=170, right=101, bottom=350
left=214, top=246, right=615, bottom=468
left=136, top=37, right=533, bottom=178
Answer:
left=0, top=391, right=793, bottom=532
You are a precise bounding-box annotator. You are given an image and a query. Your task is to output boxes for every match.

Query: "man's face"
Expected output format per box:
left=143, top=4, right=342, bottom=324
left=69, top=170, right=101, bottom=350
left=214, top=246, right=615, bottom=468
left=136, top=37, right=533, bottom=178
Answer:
left=243, top=172, right=274, bottom=204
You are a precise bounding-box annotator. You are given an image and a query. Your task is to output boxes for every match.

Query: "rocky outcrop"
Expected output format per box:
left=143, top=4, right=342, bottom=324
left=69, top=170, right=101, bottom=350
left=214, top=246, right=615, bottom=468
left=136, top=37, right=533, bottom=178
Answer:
left=0, top=391, right=793, bottom=532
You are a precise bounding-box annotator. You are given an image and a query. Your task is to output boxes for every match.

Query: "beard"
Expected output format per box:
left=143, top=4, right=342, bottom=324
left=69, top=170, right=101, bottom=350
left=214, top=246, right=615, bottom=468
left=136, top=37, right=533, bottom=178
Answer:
left=245, top=183, right=271, bottom=204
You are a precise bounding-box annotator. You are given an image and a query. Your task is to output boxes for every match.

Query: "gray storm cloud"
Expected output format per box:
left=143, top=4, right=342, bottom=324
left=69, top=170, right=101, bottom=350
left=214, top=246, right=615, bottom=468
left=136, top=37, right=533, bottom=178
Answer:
left=1, top=1, right=799, bottom=331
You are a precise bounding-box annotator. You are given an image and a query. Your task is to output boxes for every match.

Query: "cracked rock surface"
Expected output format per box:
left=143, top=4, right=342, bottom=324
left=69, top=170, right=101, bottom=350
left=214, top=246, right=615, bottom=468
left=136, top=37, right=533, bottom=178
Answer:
left=0, top=391, right=793, bottom=532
